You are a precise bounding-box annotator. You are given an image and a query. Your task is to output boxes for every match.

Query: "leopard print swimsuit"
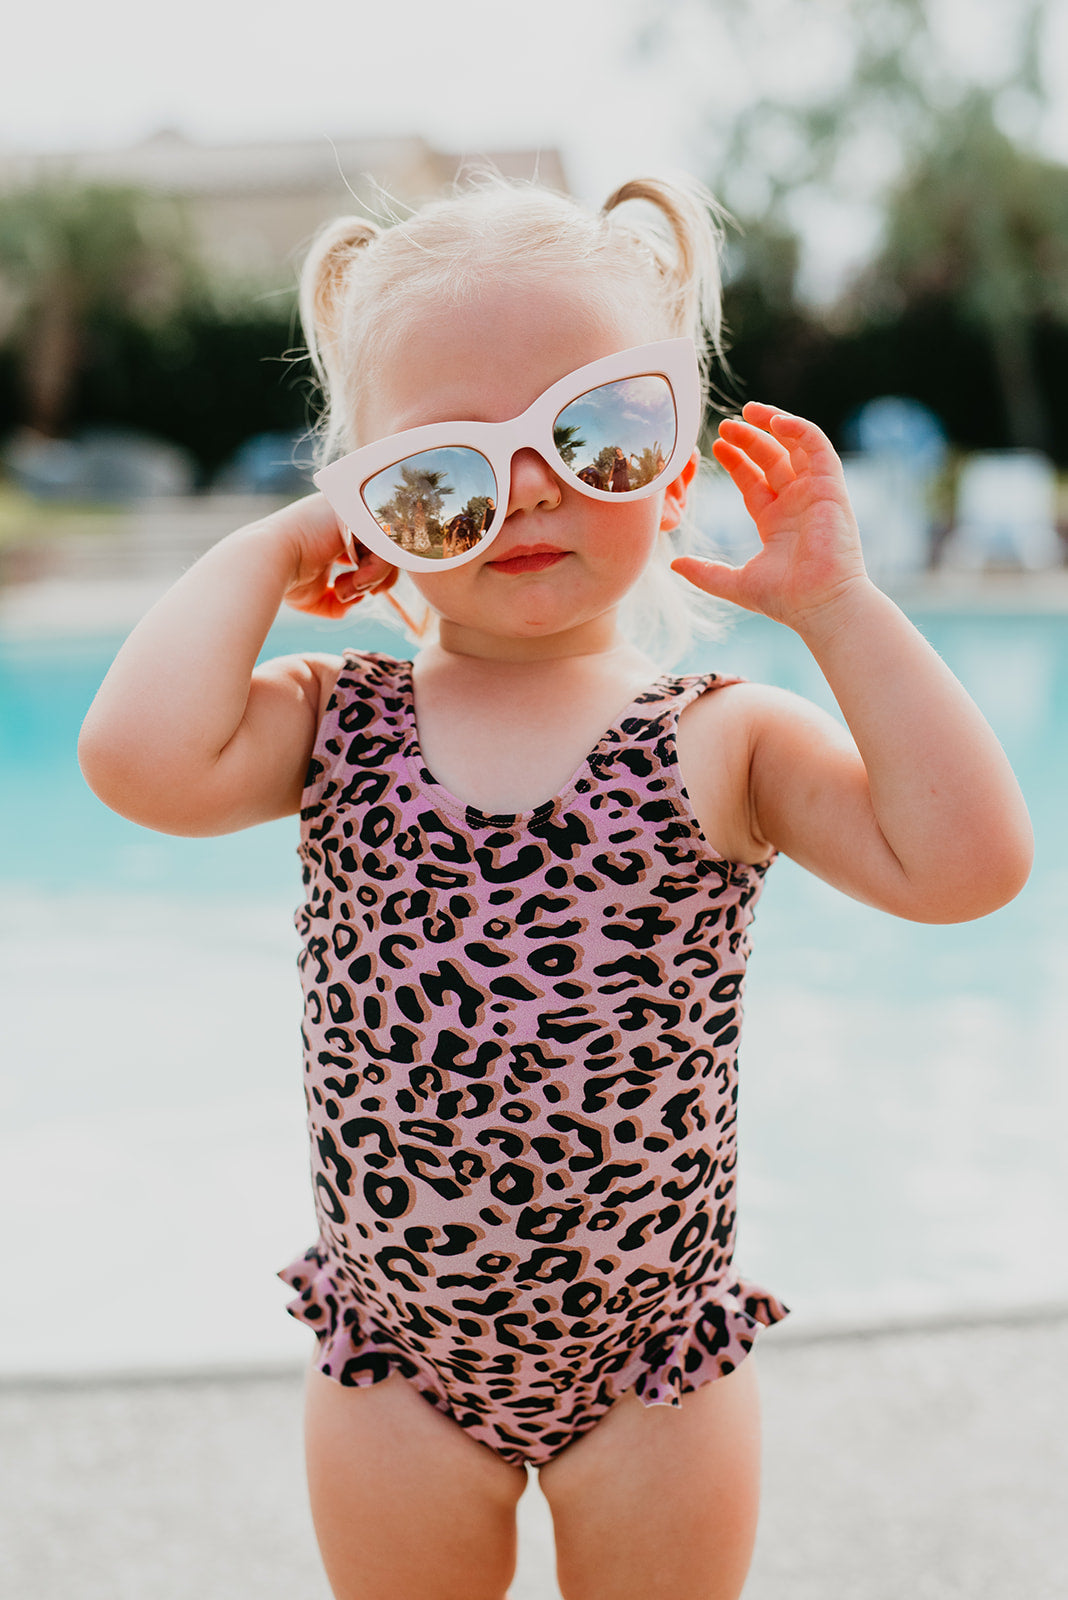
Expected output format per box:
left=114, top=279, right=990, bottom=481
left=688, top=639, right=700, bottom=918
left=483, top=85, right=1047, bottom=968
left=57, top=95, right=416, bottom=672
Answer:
left=280, top=650, right=787, bottom=1468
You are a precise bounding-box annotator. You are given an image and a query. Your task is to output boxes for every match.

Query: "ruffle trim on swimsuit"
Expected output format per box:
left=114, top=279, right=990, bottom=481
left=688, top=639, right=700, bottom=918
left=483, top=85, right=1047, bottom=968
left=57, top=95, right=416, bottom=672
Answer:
left=278, top=1247, right=442, bottom=1394
left=614, top=1278, right=789, bottom=1410
left=279, top=1246, right=788, bottom=1410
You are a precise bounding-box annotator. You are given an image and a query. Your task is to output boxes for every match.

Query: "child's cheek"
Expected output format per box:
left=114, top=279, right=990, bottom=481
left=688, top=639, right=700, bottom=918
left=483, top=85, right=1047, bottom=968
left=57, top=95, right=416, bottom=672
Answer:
left=586, top=500, right=663, bottom=573
left=405, top=570, right=461, bottom=617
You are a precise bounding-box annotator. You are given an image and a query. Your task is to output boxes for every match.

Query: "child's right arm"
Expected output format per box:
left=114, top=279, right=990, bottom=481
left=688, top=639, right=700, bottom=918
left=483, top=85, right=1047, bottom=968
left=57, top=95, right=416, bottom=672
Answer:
left=78, top=496, right=396, bottom=836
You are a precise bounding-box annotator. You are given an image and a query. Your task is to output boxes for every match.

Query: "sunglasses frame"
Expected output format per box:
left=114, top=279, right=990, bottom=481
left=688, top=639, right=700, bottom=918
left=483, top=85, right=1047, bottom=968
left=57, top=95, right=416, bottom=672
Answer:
left=312, top=337, right=701, bottom=573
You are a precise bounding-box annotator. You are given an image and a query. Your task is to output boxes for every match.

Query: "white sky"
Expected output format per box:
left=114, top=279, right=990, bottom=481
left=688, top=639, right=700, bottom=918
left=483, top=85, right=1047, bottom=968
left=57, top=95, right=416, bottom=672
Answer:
left=3, top=0, right=701, bottom=203
left=4, top=0, right=1067, bottom=298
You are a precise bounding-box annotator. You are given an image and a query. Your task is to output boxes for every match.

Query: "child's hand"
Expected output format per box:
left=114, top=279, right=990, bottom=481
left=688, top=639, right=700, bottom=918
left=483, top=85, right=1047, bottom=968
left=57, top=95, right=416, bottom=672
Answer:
left=672, top=404, right=868, bottom=634
left=271, top=494, right=399, bottom=620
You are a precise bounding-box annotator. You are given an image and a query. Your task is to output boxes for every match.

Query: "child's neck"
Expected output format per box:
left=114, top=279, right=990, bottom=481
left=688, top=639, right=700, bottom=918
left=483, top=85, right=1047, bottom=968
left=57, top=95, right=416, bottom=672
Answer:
left=410, top=630, right=662, bottom=814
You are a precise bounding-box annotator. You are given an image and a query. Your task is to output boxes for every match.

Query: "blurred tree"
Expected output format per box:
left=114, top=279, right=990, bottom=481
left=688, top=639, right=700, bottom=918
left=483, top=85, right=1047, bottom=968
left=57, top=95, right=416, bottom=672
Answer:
left=691, top=0, right=1049, bottom=242
left=849, top=92, right=1068, bottom=449
left=0, top=181, right=194, bottom=437
left=681, top=0, right=1065, bottom=449
left=718, top=215, right=811, bottom=407
left=73, top=292, right=308, bottom=482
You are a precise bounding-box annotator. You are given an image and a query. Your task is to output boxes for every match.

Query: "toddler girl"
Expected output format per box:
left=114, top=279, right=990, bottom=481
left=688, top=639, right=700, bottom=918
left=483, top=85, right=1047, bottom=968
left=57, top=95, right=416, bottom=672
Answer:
left=79, top=174, right=1032, bottom=1600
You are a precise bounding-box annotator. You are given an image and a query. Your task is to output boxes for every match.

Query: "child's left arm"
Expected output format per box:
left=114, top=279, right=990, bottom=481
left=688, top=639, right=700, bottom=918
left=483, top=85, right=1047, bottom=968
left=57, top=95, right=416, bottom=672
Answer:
left=673, top=404, right=1034, bottom=923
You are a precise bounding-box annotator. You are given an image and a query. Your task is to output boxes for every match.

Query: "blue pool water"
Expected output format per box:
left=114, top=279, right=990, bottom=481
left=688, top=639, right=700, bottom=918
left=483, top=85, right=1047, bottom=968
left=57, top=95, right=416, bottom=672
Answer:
left=1, top=600, right=1065, bottom=1373
left=2, top=605, right=1063, bottom=1010
left=2, top=605, right=1064, bottom=916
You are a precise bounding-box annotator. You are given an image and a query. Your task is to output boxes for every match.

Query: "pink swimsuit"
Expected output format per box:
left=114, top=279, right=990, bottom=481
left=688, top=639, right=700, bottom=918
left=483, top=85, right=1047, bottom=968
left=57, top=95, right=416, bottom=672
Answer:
left=280, top=651, right=787, bottom=1467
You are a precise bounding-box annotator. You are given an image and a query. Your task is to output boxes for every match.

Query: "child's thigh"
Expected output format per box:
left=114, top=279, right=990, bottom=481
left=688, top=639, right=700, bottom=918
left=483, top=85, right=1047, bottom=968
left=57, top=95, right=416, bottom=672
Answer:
left=303, top=1367, right=528, bottom=1600
left=537, top=1359, right=762, bottom=1600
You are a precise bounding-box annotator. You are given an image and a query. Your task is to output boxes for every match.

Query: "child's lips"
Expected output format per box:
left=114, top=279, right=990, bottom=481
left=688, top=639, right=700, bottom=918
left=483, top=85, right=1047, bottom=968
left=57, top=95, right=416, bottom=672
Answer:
left=486, top=547, right=568, bottom=574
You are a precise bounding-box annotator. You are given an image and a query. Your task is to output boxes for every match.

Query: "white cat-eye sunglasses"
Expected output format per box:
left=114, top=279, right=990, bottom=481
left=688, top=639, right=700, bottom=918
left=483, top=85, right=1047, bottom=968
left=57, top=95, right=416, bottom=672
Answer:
left=313, top=337, right=701, bottom=572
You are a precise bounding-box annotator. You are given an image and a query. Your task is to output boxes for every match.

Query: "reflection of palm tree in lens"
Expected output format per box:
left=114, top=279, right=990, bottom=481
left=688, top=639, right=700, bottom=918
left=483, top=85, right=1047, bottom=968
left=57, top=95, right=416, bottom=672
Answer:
left=412, top=497, right=431, bottom=553
left=375, top=463, right=454, bottom=549
left=553, top=422, right=586, bottom=466
left=631, top=442, right=667, bottom=487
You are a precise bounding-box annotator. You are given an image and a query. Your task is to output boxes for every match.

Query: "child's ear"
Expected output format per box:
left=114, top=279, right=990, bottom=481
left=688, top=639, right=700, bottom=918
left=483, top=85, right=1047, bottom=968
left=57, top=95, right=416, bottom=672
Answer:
left=659, top=450, right=700, bottom=533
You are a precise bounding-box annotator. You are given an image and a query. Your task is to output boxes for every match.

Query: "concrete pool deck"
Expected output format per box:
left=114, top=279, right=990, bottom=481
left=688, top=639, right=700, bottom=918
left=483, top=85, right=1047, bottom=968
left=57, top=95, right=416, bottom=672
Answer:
left=3, top=1309, right=1066, bottom=1600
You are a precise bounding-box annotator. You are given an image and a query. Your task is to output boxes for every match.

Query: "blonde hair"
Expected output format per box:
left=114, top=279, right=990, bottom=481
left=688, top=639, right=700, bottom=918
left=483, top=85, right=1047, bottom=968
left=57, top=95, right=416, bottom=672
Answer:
left=299, top=172, right=732, bottom=664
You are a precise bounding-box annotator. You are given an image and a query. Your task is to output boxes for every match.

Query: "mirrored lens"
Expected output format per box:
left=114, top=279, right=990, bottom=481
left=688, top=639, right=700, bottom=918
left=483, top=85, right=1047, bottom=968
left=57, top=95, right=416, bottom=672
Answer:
left=554, top=375, right=677, bottom=494
left=361, top=447, right=498, bottom=559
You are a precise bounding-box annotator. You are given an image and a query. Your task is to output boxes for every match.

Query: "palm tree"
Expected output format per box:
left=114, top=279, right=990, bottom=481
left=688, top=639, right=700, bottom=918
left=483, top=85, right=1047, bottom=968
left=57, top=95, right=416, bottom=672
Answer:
left=631, top=442, right=667, bottom=486
left=552, top=421, right=586, bottom=465
left=375, top=463, right=453, bottom=528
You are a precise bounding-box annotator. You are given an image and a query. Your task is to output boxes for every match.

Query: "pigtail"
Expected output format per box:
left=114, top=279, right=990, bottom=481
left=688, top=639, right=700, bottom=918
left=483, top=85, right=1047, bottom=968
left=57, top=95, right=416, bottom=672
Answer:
left=297, top=213, right=436, bottom=644
left=300, top=216, right=379, bottom=374
left=601, top=176, right=731, bottom=401
left=298, top=216, right=381, bottom=467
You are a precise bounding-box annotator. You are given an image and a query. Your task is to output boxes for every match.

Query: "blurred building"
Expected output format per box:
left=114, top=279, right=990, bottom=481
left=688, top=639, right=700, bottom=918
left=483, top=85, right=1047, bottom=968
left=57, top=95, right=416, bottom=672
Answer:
left=0, top=131, right=569, bottom=283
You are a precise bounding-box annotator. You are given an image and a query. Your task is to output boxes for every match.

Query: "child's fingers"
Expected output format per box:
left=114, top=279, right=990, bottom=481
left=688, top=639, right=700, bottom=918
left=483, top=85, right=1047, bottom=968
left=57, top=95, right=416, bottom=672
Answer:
left=332, top=561, right=398, bottom=607
left=366, top=564, right=400, bottom=596
left=738, top=401, right=785, bottom=429
left=740, top=401, right=807, bottom=435
left=343, top=543, right=398, bottom=592
left=285, top=542, right=399, bottom=617
left=716, top=420, right=794, bottom=494
left=741, top=403, right=842, bottom=478
left=286, top=573, right=354, bottom=618
left=710, top=437, right=776, bottom=517
left=333, top=568, right=375, bottom=605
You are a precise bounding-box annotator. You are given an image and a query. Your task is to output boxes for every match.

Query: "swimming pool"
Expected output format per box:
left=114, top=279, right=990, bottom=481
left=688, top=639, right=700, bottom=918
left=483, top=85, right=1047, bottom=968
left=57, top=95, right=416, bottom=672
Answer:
left=1, top=600, right=1064, bottom=1375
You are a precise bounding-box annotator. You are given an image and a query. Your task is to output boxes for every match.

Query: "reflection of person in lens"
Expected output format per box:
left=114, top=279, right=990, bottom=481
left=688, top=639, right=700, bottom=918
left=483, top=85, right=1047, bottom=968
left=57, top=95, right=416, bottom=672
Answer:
left=440, top=497, right=495, bottom=559
left=443, top=512, right=484, bottom=558
left=610, top=446, right=631, bottom=493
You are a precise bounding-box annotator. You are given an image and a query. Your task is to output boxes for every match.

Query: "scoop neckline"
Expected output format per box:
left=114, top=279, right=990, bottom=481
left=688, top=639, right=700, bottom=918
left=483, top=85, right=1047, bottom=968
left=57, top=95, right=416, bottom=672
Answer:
left=397, top=657, right=674, bottom=826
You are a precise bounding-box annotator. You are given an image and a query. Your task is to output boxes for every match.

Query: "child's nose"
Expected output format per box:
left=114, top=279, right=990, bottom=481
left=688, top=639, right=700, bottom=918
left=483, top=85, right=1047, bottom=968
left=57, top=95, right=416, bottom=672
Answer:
left=507, top=448, right=563, bottom=516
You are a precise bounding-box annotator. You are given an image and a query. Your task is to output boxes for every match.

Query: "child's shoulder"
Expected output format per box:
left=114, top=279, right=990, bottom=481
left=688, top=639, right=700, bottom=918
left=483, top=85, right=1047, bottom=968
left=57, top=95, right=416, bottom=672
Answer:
left=679, top=674, right=826, bottom=733
left=679, top=674, right=851, bottom=786
left=273, top=647, right=413, bottom=728
left=676, top=675, right=840, bottom=866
